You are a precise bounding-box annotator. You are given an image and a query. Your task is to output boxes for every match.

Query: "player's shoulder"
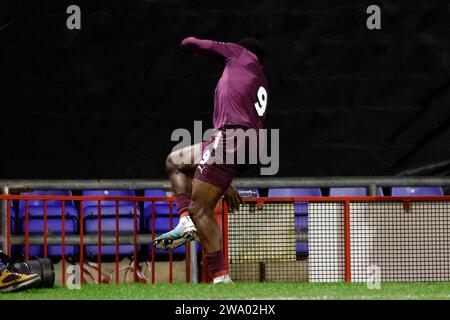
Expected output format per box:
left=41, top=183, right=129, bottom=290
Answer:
left=214, top=41, right=244, bottom=56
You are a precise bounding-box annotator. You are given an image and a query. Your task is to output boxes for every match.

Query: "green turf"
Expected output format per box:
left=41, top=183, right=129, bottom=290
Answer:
left=1, top=282, right=450, bottom=300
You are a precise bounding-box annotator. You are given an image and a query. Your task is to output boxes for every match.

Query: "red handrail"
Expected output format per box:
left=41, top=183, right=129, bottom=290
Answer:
left=2, top=194, right=450, bottom=202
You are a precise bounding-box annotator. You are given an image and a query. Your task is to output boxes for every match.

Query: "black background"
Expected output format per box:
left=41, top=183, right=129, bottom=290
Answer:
left=1, top=0, right=449, bottom=179
left=0, top=299, right=436, bottom=318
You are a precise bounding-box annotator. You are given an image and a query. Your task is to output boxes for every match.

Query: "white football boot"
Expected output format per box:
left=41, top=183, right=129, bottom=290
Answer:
left=213, top=274, right=234, bottom=284
left=152, top=215, right=199, bottom=250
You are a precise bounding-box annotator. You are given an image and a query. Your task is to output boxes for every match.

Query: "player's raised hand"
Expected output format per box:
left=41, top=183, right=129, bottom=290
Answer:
left=223, top=185, right=243, bottom=213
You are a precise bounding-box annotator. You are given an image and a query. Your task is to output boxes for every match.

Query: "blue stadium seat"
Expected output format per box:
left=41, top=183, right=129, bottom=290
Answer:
left=268, top=188, right=322, bottom=214
left=329, top=187, right=384, bottom=197
left=268, top=188, right=322, bottom=197
left=82, top=190, right=140, bottom=257
left=82, top=190, right=136, bottom=216
left=391, top=187, right=444, bottom=196
left=18, top=190, right=78, bottom=258
left=144, top=189, right=174, bottom=214
left=9, top=203, right=17, bottom=257
left=268, top=188, right=322, bottom=257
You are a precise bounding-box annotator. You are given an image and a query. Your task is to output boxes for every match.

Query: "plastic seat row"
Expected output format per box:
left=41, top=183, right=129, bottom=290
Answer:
left=239, top=187, right=444, bottom=197
left=8, top=190, right=191, bottom=259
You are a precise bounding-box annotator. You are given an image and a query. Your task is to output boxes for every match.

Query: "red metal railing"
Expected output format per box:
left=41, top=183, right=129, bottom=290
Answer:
left=1, top=195, right=196, bottom=285
left=236, top=196, right=450, bottom=282
left=1, top=195, right=450, bottom=284
left=344, top=200, right=351, bottom=282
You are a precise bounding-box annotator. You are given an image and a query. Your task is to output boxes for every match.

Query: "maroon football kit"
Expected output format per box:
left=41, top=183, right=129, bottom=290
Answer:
left=181, top=37, right=268, bottom=190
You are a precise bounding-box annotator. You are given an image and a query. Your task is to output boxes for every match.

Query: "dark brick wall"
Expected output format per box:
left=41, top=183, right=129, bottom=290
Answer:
left=0, top=0, right=449, bottom=178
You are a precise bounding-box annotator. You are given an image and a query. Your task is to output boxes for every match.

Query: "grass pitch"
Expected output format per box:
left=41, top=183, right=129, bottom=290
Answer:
left=1, top=282, right=450, bottom=300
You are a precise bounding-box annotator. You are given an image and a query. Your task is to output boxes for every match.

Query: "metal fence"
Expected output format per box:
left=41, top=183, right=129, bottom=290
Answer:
left=1, top=177, right=450, bottom=285
left=0, top=194, right=210, bottom=285
left=230, top=196, right=450, bottom=282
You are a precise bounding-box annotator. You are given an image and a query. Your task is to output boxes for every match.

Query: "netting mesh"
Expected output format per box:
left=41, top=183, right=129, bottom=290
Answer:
left=350, top=201, right=450, bottom=282
left=228, top=202, right=308, bottom=282
left=308, top=202, right=346, bottom=282
left=227, top=200, right=450, bottom=283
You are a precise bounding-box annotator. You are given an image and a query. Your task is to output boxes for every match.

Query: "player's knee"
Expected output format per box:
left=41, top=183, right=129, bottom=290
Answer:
left=165, top=154, right=176, bottom=173
left=188, top=194, right=219, bottom=224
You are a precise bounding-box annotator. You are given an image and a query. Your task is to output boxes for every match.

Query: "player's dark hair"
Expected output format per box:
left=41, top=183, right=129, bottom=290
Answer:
left=238, top=38, right=266, bottom=64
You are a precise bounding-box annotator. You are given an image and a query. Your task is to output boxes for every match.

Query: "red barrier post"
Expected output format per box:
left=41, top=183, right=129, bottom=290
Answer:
left=344, top=200, right=351, bottom=282
left=6, top=200, right=11, bottom=256
left=151, top=201, right=155, bottom=284
left=133, top=201, right=138, bottom=282
left=61, top=201, right=66, bottom=286
left=222, top=199, right=229, bottom=272
left=115, top=200, right=119, bottom=284
left=97, top=200, right=102, bottom=284
left=25, top=200, right=29, bottom=260
left=79, top=203, right=84, bottom=284
left=186, top=241, right=191, bottom=283
left=169, top=201, right=173, bottom=284
left=43, top=200, right=48, bottom=258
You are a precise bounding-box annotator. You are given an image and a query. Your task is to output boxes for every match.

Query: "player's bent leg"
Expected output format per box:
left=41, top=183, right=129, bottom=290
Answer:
left=188, top=178, right=233, bottom=284
left=152, top=144, right=203, bottom=250
left=165, top=143, right=201, bottom=215
left=165, top=143, right=203, bottom=198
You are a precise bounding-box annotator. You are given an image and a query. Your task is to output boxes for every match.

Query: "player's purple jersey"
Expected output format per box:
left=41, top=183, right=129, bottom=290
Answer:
left=181, top=37, right=268, bottom=130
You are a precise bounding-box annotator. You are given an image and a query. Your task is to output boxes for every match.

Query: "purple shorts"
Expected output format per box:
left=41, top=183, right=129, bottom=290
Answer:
left=194, top=125, right=255, bottom=191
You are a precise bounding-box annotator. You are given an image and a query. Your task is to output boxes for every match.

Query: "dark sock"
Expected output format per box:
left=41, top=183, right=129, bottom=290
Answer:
left=176, top=192, right=191, bottom=216
left=206, top=249, right=227, bottom=278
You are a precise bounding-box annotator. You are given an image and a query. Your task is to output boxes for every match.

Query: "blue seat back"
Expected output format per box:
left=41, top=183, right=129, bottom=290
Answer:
left=9, top=205, right=16, bottom=233
left=143, top=189, right=176, bottom=216
left=18, top=190, right=78, bottom=218
left=329, top=187, right=384, bottom=197
left=17, top=194, right=78, bottom=257
left=391, top=187, right=444, bottom=196
left=268, top=188, right=322, bottom=214
left=268, top=188, right=322, bottom=197
left=82, top=190, right=136, bottom=208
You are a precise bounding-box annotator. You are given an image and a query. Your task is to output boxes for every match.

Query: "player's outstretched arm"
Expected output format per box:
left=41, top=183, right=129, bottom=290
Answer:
left=181, top=36, right=234, bottom=60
